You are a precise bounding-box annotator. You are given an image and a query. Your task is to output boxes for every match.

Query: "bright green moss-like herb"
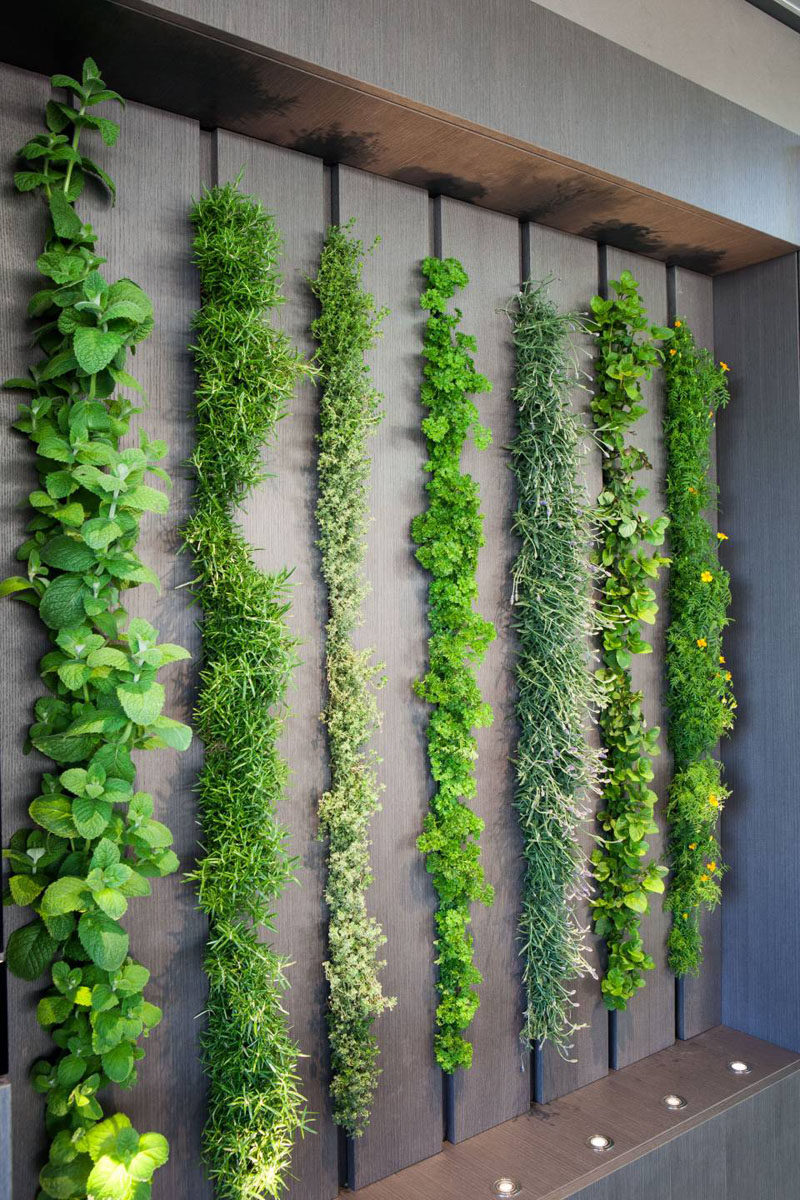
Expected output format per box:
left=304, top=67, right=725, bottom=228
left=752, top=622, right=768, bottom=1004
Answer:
left=184, top=179, right=313, bottom=1197
left=588, top=270, right=672, bottom=1011
left=413, top=256, right=495, bottom=1073
left=663, top=320, right=734, bottom=977
left=310, top=222, right=394, bottom=1137
left=509, top=281, right=600, bottom=1053
left=2, top=59, right=187, bottom=1197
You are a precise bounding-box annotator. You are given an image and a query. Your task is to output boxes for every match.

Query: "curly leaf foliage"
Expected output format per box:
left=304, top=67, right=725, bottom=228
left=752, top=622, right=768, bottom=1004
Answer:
left=663, top=320, right=734, bottom=977
left=587, top=269, right=672, bottom=1011
left=310, top=222, right=394, bottom=1138
left=412, top=256, right=496, bottom=1073
left=509, top=281, right=601, bottom=1052
left=1, top=59, right=188, bottom=1198
left=183, top=179, right=313, bottom=1197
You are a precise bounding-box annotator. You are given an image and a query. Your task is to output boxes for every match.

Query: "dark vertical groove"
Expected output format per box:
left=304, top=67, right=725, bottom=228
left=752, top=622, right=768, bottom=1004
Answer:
left=520, top=219, right=531, bottom=285
left=608, top=1009, right=618, bottom=1070
left=598, top=242, right=609, bottom=300
left=443, top=1072, right=456, bottom=1144
left=676, top=978, right=686, bottom=1040
left=329, top=161, right=341, bottom=227
left=199, top=128, right=218, bottom=189
left=532, top=1040, right=544, bottom=1104
left=432, top=194, right=443, bottom=259
left=666, top=264, right=678, bottom=324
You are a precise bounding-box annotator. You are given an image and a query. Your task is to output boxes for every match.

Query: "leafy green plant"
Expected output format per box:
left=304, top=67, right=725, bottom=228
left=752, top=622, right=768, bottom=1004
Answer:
left=309, top=221, right=394, bottom=1137
left=184, top=179, right=313, bottom=1196
left=412, top=256, right=495, bottom=1073
left=1, top=59, right=189, bottom=1199
left=588, top=269, right=672, bottom=1010
left=509, top=280, right=600, bottom=1052
left=663, top=320, right=734, bottom=975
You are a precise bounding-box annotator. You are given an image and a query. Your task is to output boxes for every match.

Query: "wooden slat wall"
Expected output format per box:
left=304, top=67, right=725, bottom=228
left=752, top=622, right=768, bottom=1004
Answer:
left=336, top=166, right=444, bottom=1189
left=524, top=224, right=609, bottom=1100
left=605, top=248, right=674, bottom=1069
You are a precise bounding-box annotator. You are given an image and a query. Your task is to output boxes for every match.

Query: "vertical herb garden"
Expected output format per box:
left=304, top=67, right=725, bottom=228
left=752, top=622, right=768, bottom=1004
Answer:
left=2, top=60, right=189, bottom=1197
left=412, top=256, right=496, bottom=1073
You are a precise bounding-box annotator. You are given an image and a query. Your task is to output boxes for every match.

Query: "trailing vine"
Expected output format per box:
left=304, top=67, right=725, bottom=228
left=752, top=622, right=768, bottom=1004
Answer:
left=183, top=180, right=313, bottom=1196
left=310, top=222, right=394, bottom=1138
left=663, top=319, right=734, bottom=976
left=509, top=280, right=600, bottom=1053
left=1, top=60, right=188, bottom=1198
left=588, top=269, right=671, bottom=1011
left=413, top=256, right=495, bottom=1073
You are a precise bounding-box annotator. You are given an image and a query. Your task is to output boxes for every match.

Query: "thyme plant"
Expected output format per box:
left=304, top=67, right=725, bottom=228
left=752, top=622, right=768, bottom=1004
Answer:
left=1, top=60, right=188, bottom=1198
left=413, top=256, right=495, bottom=1073
left=184, top=179, right=313, bottom=1197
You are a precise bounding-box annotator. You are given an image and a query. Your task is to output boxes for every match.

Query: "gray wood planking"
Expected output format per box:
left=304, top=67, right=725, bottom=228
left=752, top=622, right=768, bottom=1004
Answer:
left=439, top=197, right=530, bottom=1141
left=214, top=131, right=339, bottom=1200
left=0, top=1079, right=10, bottom=1200
left=606, top=248, right=674, bottom=1069
left=524, top=224, right=609, bottom=1100
left=337, top=166, right=444, bottom=1187
left=715, top=253, right=800, bottom=1055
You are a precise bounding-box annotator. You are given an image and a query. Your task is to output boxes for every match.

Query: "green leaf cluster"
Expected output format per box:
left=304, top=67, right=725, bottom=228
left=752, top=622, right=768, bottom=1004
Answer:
left=587, top=270, right=672, bottom=1009
left=412, top=256, right=495, bottom=1073
left=309, top=221, right=395, bottom=1137
left=183, top=179, right=313, bottom=1195
left=509, top=281, right=601, bottom=1053
left=2, top=59, right=184, bottom=1199
left=663, top=320, right=734, bottom=976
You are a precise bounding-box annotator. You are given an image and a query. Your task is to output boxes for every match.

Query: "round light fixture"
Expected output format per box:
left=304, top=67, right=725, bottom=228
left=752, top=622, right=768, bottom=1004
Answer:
left=728, top=1059, right=752, bottom=1075
left=587, top=1133, right=614, bottom=1152
left=493, top=1179, right=521, bottom=1198
left=663, top=1093, right=687, bottom=1110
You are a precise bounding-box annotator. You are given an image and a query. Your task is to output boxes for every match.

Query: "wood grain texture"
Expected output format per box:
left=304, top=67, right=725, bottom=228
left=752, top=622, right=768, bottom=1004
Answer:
left=606, top=249, right=674, bottom=1070
left=714, top=254, right=800, bottom=1054
left=0, top=1079, right=11, bottom=1200
left=437, top=197, right=529, bottom=1141
left=336, top=166, right=443, bottom=1187
left=523, top=224, right=608, bottom=1100
left=214, top=131, right=339, bottom=1200
left=670, top=268, right=722, bottom=1041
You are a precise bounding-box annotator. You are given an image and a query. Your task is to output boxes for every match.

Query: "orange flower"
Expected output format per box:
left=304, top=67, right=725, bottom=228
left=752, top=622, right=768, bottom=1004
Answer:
left=720, top=361, right=730, bottom=372
left=725, top=671, right=732, bottom=681
left=700, top=873, right=709, bottom=883
left=674, top=319, right=682, bottom=328
left=688, top=843, right=697, bottom=850
left=688, top=486, right=697, bottom=494
left=697, top=638, right=707, bottom=648
left=669, top=348, right=677, bottom=356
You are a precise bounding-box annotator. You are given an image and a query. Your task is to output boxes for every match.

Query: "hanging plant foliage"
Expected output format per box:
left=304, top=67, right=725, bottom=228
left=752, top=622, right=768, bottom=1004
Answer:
left=1, top=59, right=189, bottom=1197
left=184, top=178, right=313, bottom=1197
left=309, top=221, right=394, bottom=1138
left=509, top=280, right=600, bottom=1053
left=413, top=255, right=495, bottom=1074
left=588, top=269, right=672, bottom=1011
left=663, top=319, right=735, bottom=976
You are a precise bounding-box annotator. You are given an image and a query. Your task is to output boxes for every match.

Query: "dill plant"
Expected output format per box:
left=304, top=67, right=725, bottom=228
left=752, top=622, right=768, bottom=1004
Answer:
left=509, top=281, right=601, bottom=1053
left=413, top=256, right=495, bottom=1073
left=184, top=179, right=313, bottom=1198
left=663, top=320, right=734, bottom=976
left=310, top=222, right=394, bottom=1137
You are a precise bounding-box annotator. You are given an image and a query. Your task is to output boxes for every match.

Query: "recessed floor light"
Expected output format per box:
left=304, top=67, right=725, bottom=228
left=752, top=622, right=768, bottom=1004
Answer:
left=493, top=1179, right=521, bottom=1198
left=587, top=1133, right=614, bottom=1152
left=728, top=1059, right=752, bottom=1075
left=663, top=1093, right=687, bottom=1110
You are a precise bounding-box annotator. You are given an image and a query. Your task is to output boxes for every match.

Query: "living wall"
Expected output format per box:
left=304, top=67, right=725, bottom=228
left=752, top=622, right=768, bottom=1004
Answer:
left=310, top=221, right=394, bottom=1138
left=663, top=319, right=734, bottom=976
left=2, top=60, right=189, bottom=1197
left=509, top=280, right=599, bottom=1053
left=588, top=270, right=671, bottom=1011
left=412, top=255, right=495, bottom=1073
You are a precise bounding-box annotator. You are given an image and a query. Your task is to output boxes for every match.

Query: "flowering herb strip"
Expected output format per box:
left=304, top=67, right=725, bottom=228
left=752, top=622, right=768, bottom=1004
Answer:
left=509, top=281, right=601, bottom=1054
left=588, top=269, right=672, bottom=1011
left=663, top=320, right=734, bottom=977
left=310, top=222, right=394, bottom=1138
left=1, top=59, right=189, bottom=1198
left=413, top=256, right=496, bottom=1073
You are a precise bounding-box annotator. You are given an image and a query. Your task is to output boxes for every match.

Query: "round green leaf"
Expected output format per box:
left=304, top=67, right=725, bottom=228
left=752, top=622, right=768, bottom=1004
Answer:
left=78, top=910, right=129, bottom=972
left=73, top=326, right=123, bottom=374
left=6, top=919, right=57, bottom=981
left=39, top=575, right=88, bottom=629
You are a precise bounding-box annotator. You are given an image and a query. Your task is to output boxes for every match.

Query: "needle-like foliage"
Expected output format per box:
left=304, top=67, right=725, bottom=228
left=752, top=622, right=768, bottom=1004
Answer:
left=184, top=179, right=313, bottom=1199
left=509, top=281, right=601, bottom=1053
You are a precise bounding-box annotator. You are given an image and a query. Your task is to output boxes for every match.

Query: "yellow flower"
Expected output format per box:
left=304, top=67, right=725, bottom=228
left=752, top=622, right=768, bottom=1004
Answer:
left=725, top=671, right=732, bottom=681
left=709, top=794, right=719, bottom=808
left=682, top=912, right=688, bottom=919
left=707, top=861, right=717, bottom=872
left=708, top=410, right=714, bottom=419
left=697, top=638, right=707, bottom=648
left=669, top=348, right=677, bottom=356
left=719, top=655, right=726, bottom=664
left=688, top=843, right=697, bottom=850
left=720, top=361, right=730, bottom=372
left=688, top=486, right=697, bottom=494
left=701, top=570, right=713, bottom=583
left=674, top=319, right=682, bottom=327
left=717, top=531, right=728, bottom=541
left=700, top=873, right=709, bottom=882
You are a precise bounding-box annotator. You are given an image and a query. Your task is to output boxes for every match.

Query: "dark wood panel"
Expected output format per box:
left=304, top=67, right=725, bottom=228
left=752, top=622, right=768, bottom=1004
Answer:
left=438, top=197, right=529, bottom=1141
left=606, top=249, right=674, bottom=1069
left=214, top=131, right=339, bottom=1200
left=670, top=268, right=723, bottom=1041
left=0, top=1079, right=11, bottom=1200
left=523, top=224, right=609, bottom=1100
left=336, top=167, right=443, bottom=1187
left=714, top=253, right=800, bottom=1053
left=2, top=2, right=797, bottom=274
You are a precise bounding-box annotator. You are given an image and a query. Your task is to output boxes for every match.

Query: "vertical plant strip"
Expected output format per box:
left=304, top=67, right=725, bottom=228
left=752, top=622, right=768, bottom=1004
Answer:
left=2, top=60, right=188, bottom=1197
left=509, top=281, right=600, bottom=1053
left=588, top=269, right=672, bottom=1011
left=185, top=180, right=312, bottom=1198
left=310, top=222, right=393, bottom=1138
left=413, top=256, right=495, bottom=1073
left=663, top=320, right=734, bottom=976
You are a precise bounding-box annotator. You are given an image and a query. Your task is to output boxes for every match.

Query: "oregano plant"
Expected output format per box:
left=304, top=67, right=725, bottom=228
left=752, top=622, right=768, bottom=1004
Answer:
left=413, top=256, right=495, bottom=1073
left=1, top=60, right=189, bottom=1198
left=588, top=269, right=671, bottom=1010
